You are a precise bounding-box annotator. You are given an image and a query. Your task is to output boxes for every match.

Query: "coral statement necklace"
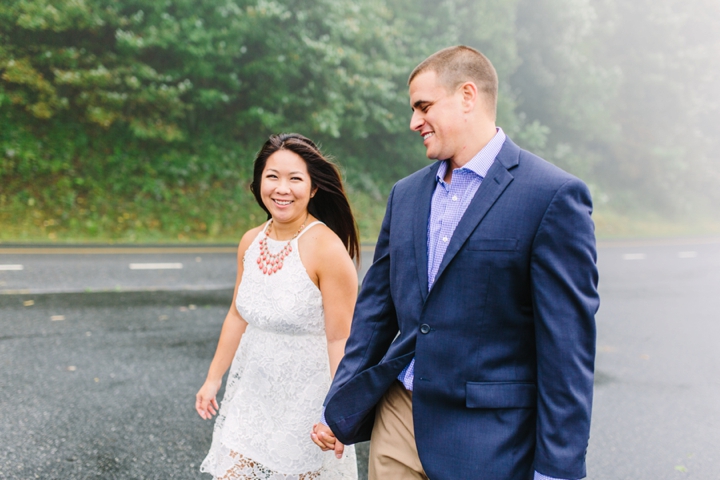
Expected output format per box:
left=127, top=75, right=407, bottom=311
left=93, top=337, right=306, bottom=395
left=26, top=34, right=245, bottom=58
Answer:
left=257, top=218, right=306, bottom=275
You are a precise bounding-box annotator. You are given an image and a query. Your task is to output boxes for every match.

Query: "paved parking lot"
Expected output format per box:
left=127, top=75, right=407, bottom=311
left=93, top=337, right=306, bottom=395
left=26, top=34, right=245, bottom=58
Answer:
left=0, top=290, right=370, bottom=479
left=0, top=291, right=231, bottom=478
left=2, top=239, right=719, bottom=479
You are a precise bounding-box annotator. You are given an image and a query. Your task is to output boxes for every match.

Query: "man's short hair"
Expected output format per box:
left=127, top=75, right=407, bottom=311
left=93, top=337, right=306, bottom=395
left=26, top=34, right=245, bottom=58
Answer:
left=409, top=46, right=498, bottom=116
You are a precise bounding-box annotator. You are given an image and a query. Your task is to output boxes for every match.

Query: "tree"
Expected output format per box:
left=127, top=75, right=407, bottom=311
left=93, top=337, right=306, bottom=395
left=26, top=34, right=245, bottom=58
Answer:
left=591, top=0, right=720, bottom=215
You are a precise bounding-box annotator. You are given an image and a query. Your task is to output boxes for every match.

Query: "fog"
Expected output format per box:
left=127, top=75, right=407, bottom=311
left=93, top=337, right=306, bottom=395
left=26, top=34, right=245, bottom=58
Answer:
left=504, top=0, right=720, bottom=234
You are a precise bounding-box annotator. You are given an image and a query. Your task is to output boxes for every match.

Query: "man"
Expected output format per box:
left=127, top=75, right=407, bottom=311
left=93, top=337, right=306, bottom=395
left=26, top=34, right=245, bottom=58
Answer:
left=312, top=45, right=599, bottom=480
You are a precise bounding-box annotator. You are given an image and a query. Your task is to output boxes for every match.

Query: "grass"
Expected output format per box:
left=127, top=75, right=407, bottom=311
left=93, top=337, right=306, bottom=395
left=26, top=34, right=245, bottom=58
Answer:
left=0, top=190, right=388, bottom=245
left=593, top=208, right=720, bottom=241
left=1, top=189, right=718, bottom=245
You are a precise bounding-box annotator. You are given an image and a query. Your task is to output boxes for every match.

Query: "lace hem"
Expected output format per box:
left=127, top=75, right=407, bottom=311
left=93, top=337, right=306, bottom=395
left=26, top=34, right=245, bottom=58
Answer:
left=201, top=448, right=357, bottom=480
left=212, top=450, right=322, bottom=480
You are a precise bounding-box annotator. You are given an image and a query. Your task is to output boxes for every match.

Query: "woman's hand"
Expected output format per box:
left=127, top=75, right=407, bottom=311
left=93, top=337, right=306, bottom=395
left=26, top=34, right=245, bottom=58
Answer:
left=195, top=378, right=222, bottom=419
left=311, top=423, right=345, bottom=459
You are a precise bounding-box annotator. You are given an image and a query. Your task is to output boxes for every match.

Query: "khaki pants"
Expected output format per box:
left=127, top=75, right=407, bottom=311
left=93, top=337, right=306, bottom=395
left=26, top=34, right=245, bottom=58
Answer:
left=368, top=381, right=428, bottom=480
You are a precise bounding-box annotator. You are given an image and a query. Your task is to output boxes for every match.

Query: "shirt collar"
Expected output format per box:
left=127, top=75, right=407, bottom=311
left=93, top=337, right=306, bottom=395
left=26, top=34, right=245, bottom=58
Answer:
left=436, top=127, right=506, bottom=184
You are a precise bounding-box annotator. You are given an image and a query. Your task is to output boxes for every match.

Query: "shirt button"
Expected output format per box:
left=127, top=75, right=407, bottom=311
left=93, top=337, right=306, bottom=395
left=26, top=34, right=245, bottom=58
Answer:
left=420, top=324, right=431, bottom=334
left=442, top=236, right=448, bottom=243
left=452, top=195, right=458, bottom=201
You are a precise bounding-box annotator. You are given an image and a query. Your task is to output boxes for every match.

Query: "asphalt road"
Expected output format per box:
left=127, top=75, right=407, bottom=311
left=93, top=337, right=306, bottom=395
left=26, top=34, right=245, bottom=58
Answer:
left=588, top=239, right=720, bottom=479
left=0, top=290, right=232, bottom=479
left=0, top=245, right=374, bottom=295
left=1, top=238, right=719, bottom=479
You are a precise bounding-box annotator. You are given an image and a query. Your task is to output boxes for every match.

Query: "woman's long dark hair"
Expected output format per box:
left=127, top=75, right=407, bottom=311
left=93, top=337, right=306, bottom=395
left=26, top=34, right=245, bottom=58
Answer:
left=250, top=133, right=360, bottom=264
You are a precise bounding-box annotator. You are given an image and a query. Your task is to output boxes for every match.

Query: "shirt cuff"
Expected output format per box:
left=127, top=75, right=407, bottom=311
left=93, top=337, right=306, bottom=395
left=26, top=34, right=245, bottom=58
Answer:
left=534, top=471, right=574, bottom=480
left=320, top=407, right=328, bottom=426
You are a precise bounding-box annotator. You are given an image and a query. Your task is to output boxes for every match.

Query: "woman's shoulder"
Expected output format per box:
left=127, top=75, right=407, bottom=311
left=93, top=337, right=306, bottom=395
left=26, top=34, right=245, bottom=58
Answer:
left=302, top=221, right=341, bottom=243
left=299, top=222, right=348, bottom=260
left=237, top=222, right=267, bottom=255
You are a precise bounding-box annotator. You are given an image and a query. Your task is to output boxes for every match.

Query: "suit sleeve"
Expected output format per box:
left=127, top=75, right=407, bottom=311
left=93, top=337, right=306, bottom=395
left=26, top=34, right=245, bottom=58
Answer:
left=530, top=178, right=599, bottom=479
left=324, top=185, right=400, bottom=401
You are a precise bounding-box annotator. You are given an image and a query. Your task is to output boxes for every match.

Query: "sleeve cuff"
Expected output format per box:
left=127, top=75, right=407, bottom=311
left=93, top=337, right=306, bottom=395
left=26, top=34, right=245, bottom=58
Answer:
left=320, top=407, right=328, bottom=427
left=534, top=471, right=575, bottom=480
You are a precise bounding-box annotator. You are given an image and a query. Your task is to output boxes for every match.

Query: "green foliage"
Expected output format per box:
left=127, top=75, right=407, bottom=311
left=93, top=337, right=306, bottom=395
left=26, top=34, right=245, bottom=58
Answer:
left=1, top=0, right=719, bottom=243
left=1, top=0, right=426, bottom=240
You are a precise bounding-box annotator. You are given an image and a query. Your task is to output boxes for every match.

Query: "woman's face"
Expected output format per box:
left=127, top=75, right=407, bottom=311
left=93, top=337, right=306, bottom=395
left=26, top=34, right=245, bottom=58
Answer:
left=260, top=149, right=315, bottom=225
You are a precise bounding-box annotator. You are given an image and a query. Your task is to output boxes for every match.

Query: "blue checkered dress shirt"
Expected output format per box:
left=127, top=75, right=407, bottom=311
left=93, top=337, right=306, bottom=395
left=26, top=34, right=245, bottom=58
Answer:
left=396, top=127, right=505, bottom=390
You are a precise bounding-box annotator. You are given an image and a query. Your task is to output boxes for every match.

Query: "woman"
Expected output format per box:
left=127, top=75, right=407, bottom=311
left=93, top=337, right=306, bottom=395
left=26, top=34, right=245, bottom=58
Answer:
left=196, top=133, right=359, bottom=479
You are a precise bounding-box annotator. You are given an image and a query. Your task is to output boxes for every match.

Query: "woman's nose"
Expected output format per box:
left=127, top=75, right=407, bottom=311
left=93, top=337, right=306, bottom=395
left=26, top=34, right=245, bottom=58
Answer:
left=275, top=179, right=291, bottom=193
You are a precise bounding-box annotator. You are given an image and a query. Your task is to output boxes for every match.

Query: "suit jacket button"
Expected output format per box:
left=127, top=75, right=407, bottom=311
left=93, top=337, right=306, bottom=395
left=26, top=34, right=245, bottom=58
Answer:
left=420, top=324, right=431, bottom=334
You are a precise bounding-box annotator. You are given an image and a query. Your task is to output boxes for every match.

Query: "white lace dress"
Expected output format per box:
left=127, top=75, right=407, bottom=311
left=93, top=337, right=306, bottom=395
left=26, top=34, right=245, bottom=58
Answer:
left=200, top=222, right=357, bottom=480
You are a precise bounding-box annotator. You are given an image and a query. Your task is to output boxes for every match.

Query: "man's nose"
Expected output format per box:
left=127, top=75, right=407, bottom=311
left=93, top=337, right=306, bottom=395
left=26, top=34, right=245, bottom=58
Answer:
left=410, top=111, right=423, bottom=131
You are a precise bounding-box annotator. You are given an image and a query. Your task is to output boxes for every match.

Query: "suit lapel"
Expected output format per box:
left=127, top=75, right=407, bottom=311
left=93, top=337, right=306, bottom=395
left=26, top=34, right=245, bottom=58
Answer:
left=430, top=140, right=519, bottom=292
left=413, top=163, right=440, bottom=302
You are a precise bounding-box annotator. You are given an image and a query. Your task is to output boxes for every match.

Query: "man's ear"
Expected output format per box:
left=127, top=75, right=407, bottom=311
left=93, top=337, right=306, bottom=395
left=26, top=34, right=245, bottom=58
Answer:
left=459, top=81, right=478, bottom=112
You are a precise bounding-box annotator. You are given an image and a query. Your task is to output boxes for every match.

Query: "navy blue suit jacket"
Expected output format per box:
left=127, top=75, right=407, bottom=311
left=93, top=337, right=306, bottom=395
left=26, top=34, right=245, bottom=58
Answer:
left=324, top=137, right=599, bottom=480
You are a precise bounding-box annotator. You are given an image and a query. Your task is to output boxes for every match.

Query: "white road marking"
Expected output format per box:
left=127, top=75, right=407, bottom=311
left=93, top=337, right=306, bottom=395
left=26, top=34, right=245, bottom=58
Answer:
left=623, top=253, right=646, bottom=260
left=129, top=263, right=183, bottom=270
left=0, top=264, right=24, bottom=271
left=51, top=315, right=66, bottom=321
left=678, top=251, right=697, bottom=258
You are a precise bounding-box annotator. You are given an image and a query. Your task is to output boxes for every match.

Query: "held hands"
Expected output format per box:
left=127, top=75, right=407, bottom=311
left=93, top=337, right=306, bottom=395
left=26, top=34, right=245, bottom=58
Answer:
left=195, top=379, right=222, bottom=420
left=311, top=423, right=345, bottom=459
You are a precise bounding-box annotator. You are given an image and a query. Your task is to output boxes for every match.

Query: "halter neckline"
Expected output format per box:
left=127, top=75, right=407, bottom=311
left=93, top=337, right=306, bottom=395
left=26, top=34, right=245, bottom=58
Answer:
left=262, top=220, right=323, bottom=241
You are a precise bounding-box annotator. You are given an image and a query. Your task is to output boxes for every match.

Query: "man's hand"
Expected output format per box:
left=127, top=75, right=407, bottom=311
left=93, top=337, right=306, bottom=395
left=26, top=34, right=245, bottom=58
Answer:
left=311, top=423, right=345, bottom=459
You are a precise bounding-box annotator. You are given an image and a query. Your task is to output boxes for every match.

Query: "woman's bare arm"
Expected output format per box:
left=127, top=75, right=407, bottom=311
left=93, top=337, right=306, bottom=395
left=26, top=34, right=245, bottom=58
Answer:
left=302, top=224, right=358, bottom=458
left=195, top=225, right=263, bottom=419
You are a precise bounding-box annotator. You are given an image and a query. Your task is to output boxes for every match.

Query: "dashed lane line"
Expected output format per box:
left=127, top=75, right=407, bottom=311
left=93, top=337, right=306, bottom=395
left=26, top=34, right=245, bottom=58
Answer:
left=129, top=263, right=183, bottom=270
left=623, top=253, right=647, bottom=260
left=0, top=284, right=235, bottom=295
left=0, top=245, right=376, bottom=254
left=0, top=265, right=24, bottom=271
left=0, top=247, right=236, bottom=255
left=598, top=237, right=720, bottom=248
